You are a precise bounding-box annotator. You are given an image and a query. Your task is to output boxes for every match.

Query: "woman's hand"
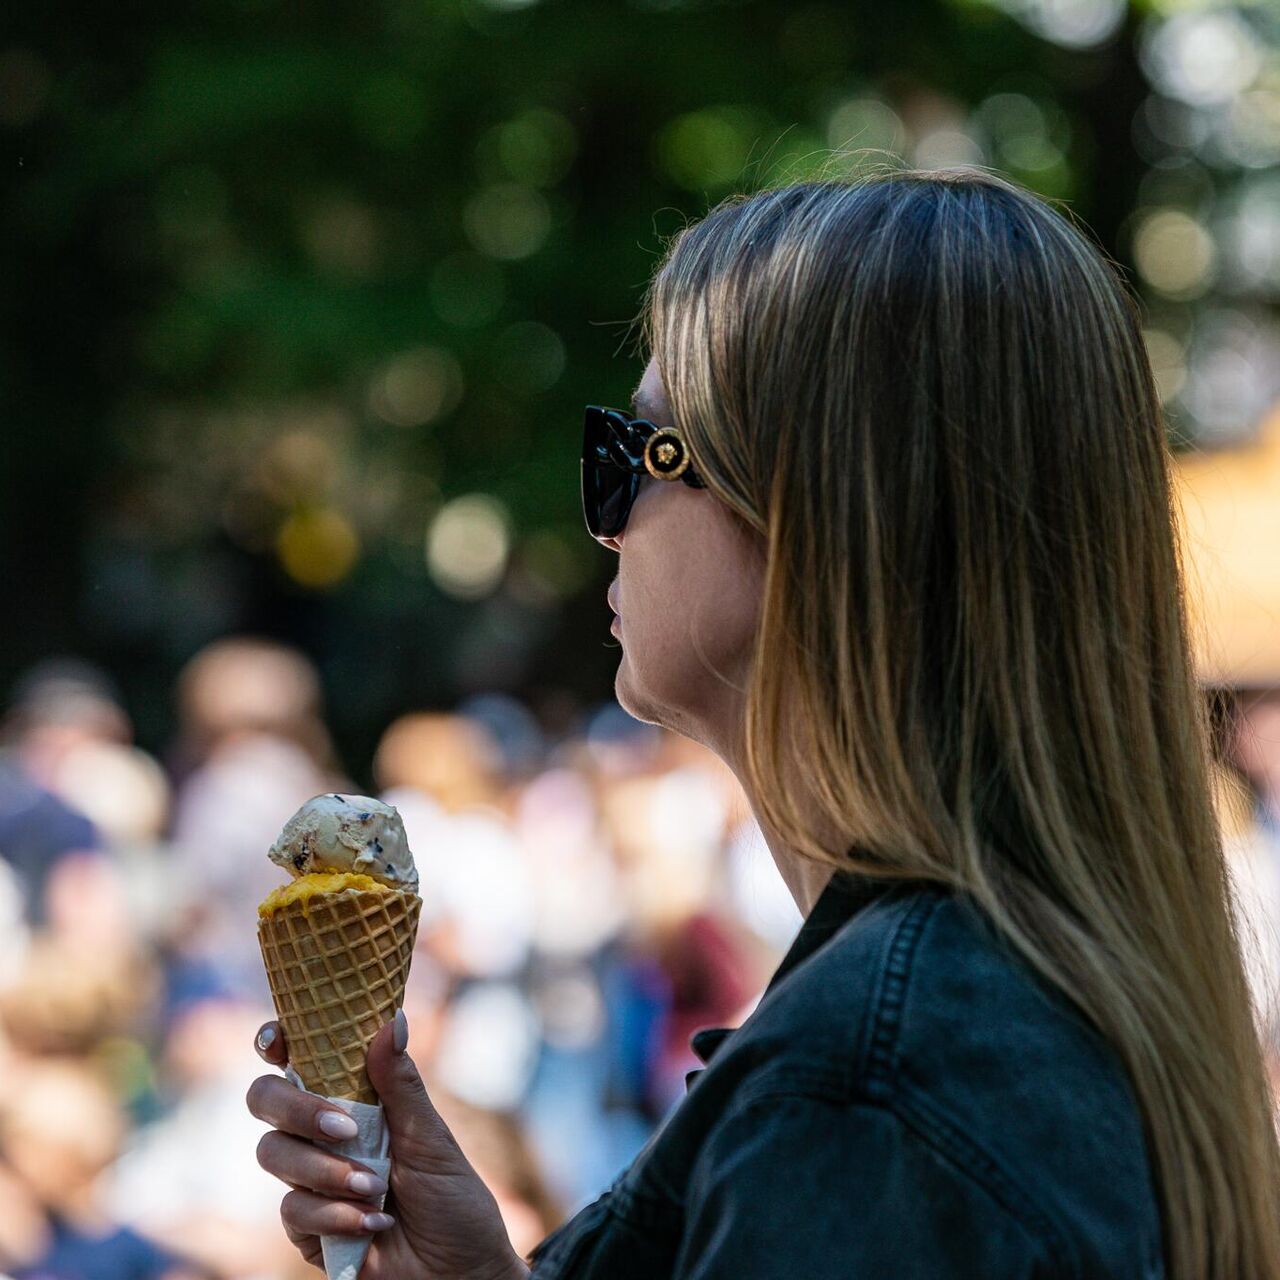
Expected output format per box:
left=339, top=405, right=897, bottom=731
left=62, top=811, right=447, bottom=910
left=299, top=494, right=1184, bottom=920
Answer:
left=247, top=1012, right=530, bottom=1280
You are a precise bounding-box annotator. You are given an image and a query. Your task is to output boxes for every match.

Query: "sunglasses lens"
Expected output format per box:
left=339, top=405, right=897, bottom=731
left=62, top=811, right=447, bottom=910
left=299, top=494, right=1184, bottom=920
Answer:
left=582, top=408, right=639, bottom=539
left=582, top=460, right=637, bottom=539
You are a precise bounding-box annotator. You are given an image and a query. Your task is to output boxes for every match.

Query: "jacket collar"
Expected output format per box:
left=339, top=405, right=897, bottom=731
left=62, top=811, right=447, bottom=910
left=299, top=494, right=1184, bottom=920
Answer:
left=689, top=861, right=900, bottom=1069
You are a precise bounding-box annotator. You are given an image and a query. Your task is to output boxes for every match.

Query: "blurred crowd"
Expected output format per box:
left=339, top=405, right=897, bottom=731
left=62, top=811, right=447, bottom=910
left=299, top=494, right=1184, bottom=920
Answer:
left=2, top=641, right=1280, bottom=1279
left=0, top=638, right=800, bottom=1280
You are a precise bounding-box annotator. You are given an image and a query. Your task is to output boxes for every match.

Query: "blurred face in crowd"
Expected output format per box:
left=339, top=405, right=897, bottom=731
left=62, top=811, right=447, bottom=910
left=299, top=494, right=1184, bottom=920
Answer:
left=598, top=358, right=766, bottom=762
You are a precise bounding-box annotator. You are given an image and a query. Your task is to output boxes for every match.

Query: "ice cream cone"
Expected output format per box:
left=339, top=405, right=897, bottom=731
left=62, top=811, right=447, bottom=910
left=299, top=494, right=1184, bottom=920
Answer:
left=260, top=886, right=420, bottom=1280
left=258, top=795, right=422, bottom=1280
left=258, top=886, right=421, bottom=1103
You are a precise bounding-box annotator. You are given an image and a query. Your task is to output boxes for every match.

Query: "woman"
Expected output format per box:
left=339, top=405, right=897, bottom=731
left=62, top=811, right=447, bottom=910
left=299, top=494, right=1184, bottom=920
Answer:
left=247, top=169, right=1280, bottom=1277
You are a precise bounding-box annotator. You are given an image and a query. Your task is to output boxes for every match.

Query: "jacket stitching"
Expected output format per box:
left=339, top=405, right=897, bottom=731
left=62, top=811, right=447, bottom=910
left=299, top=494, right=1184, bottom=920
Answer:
left=859, top=894, right=1083, bottom=1275
left=695, top=1089, right=1064, bottom=1272
left=892, top=1081, right=1082, bottom=1277
left=863, top=894, right=940, bottom=1100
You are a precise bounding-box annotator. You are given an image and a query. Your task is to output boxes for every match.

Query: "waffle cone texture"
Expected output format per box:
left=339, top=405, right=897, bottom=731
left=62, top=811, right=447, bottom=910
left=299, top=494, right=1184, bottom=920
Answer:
left=258, top=888, right=422, bottom=1104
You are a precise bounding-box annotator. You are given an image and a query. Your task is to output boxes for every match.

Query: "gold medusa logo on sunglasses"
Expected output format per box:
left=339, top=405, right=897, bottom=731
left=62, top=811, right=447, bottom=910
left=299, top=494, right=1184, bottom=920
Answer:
left=644, top=428, right=693, bottom=481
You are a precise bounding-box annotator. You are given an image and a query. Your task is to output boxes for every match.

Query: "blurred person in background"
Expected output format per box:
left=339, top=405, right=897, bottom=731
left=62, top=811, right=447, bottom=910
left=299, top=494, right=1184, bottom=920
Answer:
left=0, top=658, right=124, bottom=927
left=167, top=636, right=341, bottom=788
left=0, top=1056, right=205, bottom=1280
left=250, top=170, right=1280, bottom=1278
left=1215, top=687, right=1280, bottom=1097
left=374, top=713, right=539, bottom=1114
left=164, top=636, right=347, bottom=1001
left=2, top=658, right=132, bottom=792
left=0, top=660, right=154, bottom=1087
left=45, top=735, right=176, bottom=960
left=509, top=742, right=635, bottom=1207
left=374, top=711, right=535, bottom=987
left=595, top=755, right=765, bottom=1119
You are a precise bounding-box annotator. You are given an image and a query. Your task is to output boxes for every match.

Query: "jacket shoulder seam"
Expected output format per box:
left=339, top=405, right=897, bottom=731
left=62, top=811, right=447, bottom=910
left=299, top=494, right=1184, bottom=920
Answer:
left=859, top=892, right=944, bottom=1093
left=710, top=1088, right=1072, bottom=1274
left=892, top=1082, right=1083, bottom=1275
left=706, top=1090, right=1064, bottom=1269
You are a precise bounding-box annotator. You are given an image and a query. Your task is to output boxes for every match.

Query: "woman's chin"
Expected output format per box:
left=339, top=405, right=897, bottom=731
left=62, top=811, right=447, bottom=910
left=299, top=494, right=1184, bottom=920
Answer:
left=614, top=664, right=649, bottom=722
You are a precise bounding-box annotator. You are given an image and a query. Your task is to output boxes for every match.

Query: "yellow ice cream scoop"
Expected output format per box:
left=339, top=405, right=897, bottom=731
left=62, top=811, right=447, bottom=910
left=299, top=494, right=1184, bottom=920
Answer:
left=257, top=871, right=396, bottom=917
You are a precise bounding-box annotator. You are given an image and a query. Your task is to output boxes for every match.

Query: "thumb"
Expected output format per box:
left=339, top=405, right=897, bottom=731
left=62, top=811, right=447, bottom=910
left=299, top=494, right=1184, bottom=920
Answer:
left=366, top=1010, right=468, bottom=1175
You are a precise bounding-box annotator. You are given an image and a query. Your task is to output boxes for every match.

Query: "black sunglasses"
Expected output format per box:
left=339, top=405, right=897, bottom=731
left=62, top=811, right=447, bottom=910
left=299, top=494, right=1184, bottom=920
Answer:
left=581, top=405, right=706, bottom=542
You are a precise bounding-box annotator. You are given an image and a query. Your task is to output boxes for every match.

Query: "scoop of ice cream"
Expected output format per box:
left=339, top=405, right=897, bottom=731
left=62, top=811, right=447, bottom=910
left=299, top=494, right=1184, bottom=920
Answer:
left=268, top=794, right=418, bottom=891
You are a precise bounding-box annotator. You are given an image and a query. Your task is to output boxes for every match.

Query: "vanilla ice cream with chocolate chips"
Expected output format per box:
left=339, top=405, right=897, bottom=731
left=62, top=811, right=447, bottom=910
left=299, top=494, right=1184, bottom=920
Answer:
left=259, top=793, right=418, bottom=917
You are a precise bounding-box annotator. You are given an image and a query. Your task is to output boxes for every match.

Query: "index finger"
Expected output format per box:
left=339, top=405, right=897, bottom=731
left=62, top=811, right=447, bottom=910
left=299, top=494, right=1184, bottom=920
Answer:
left=254, top=1020, right=289, bottom=1068
left=246, top=1074, right=359, bottom=1144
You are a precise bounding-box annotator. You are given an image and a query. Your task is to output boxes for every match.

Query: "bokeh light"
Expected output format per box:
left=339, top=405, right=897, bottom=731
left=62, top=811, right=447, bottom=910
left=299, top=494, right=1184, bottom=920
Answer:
left=463, top=183, right=552, bottom=260
left=1140, top=10, right=1263, bottom=108
left=826, top=95, right=905, bottom=159
left=426, top=493, right=513, bottom=599
left=254, top=429, right=344, bottom=506
left=1179, top=307, right=1280, bottom=444
left=368, top=346, right=465, bottom=428
left=1136, top=156, right=1213, bottom=214
left=979, top=0, right=1126, bottom=48
left=914, top=126, right=984, bottom=170
left=476, top=107, right=577, bottom=188
left=1142, top=328, right=1187, bottom=404
left=655, top=107, right=770, bottom=190
left=1222, top=88, right=1280, bottom=170
left=972, top=93, right=1071, bottom=186
left=276, top=507, right=360, bottom=589
left=1223, top=176, right=1280, bottom=295
left=1132, top=93, right=1211, bottom=161
left=1133, top=208, right=1217, bottom=299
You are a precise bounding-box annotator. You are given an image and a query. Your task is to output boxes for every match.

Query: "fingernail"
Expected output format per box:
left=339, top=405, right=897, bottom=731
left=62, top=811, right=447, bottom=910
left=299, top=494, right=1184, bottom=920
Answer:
left=255, top=1025, right=276, bottom=1053
left=347, top=1171, right=388, bottom=1197
left=393, top=1008, right=408, bottom=1055
left=362, top=1212, right=395, bottom=1231
left=318, top=1111, right=359, bottom=1139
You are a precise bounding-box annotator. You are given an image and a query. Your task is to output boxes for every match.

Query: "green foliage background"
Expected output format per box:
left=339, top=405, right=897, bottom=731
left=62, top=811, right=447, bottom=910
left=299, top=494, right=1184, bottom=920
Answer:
left=0, top=0, right=1220, bottom=776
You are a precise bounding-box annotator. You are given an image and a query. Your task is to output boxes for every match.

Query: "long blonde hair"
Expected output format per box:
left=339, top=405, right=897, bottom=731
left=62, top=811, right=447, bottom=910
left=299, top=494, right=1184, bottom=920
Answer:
left=641, top=168, right=1280, bottom=1277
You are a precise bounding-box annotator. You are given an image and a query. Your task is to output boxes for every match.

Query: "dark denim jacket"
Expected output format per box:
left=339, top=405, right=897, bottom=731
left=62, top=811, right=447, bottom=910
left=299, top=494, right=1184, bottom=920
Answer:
left=527, top=870, right=1165, bottom=1278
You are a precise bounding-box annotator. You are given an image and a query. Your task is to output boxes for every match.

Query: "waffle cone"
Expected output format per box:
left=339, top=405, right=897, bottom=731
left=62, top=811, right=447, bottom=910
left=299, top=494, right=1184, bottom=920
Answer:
left=258, top=888, right=422, bottom=1104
